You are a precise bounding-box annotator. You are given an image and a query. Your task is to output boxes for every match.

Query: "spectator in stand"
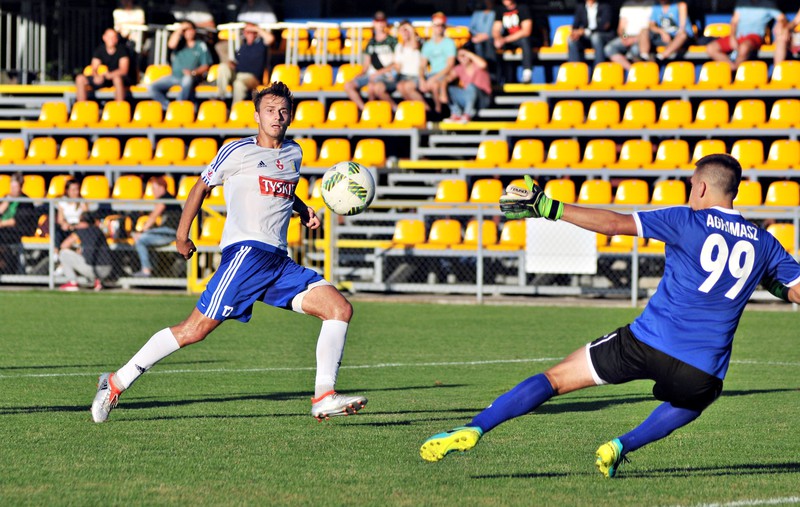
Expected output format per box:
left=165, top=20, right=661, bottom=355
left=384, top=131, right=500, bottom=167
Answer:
left=444, top=44, right=492, bottom=123
left=636, top=0, right=694, bottom=63
left=131, top=176, right=182, bottom=278
left=216, top=23, right=273, bottom=103
left=55, top=179, right=89, bottom=254
left=493, top=0, right=543, bottom=83
left=170, top=0, right=216, bottom=30
left=0, top=173, right=36, bottom=274
left=58, top=212, right=113, bottom=292
left=706, top=0, right=785, bottom=71
left=568, top=0, right=616, bottom=68
left=603, top=0, right=654, bottom=71
left=392, top=20, right=426, bottom=106
left=113, top=0, right=145, bottom=41
left=468, top=0, right=497, bottom=68
left=75, top=28, right=132, bottom=102
left=343, top=11, right=398, bottom=111
left=420, top=12, right=457, bottom=115
left=237, top=0, right=278, bottom=25
left=148, top=20, right=213, bottom=109
left=774, top=6, right=800, bottom=64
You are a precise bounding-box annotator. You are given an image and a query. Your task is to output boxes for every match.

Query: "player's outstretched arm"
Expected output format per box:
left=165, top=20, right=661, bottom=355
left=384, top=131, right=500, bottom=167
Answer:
left=176, top=178, right=211, bottom=259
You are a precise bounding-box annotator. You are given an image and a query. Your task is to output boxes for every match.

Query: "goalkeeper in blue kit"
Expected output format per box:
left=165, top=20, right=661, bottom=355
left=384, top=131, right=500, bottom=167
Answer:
left=420, top=154, right=800, bottom=477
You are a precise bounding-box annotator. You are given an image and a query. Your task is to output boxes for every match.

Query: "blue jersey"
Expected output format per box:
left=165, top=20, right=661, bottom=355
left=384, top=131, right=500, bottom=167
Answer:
left=630, top=206, right=800, bottom=379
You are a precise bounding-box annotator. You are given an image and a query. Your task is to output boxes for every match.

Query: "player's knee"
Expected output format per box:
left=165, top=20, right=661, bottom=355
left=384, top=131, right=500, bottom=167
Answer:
left=330, top=298, right=353, bottom=322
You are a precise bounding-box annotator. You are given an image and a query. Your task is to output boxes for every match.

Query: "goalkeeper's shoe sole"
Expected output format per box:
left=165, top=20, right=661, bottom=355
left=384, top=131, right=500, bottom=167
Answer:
left=420, top=426, right=483, bottom=462
left=91, top=372, right=123, bottom=423
left=595, top=438, right=625, bottom=478
left=311, top=391, right=367, bottom=421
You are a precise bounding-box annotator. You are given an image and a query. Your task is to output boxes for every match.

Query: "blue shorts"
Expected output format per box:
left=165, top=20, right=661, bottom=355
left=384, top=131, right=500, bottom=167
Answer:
left=196, top=241, right=324, bottom=322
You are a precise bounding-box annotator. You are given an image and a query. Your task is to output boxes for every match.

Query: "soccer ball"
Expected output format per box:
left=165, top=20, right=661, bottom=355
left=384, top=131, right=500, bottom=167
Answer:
left=320, top=161, right=376, bottom=216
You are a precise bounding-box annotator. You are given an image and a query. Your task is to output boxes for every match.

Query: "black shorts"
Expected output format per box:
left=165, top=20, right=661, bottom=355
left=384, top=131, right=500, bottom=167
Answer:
left=588, top=325, right=723, bottom=411
left=87, top=76, right=131, bottom=90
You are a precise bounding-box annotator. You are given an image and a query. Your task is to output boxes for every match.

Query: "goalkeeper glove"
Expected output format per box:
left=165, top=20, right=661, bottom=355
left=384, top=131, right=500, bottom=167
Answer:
left=760, top=274, right=790, bottom=303
left=499, top=175, right=564, bottom=221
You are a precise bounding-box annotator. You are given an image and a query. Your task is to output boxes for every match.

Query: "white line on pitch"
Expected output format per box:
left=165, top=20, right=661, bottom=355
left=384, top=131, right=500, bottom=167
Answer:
left=665, top=496, right=800, bottom=507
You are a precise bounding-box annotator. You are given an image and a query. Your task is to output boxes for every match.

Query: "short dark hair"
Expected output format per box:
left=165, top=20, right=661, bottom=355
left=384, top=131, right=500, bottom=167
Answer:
left=695, top=153, right=742, bottom=198
left=253, top=81, right=294, bottom=114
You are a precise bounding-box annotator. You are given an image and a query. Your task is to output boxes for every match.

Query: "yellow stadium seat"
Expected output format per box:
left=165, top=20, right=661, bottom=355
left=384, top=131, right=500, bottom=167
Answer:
left=19, top=137, right=57, bottom=165
left=704, top=23, right=730, bottom=38
left=0, top=138, right=26, bottom=164
left=550, top=62, right=589, bottom=90
left=269, top=63, right=301, bottom=89
left=331, top=63, right=363, bottom=91
left=511, top=101, right=549, bottom=129
left=452, top=219, right=498, bottom=250
left=36, top=101, right=68, bottom=127
left=22, top=174, right=46, bottom=198
left=652, top=139, right=690, bottom=169
left=690, top=140, right=727, bottom=166
left=84, top=137, right=121, bottom=165
left=195, top=216, right=226, bottom=247
left=356, top=100, right=393, bottom=129
left=764, top=99, right=800, bottom=129
left=161, top=100, right=196, bottom=128
left=580, top=100, right=620, bottom=129
left=0, top=174, right=9, bottom=196
left=227, top=101, right=257, bottom=128
left=417, top=219, right=462, bottom=249
left=639, top=238, right=666, bottom=255
left=488, top=219, right=527, bottom=251
left=599, top=234, right=646, bottom=254
left=616, top=100, right=657, bottom=129
left=353, top=138, right=386, bottom=167
left=67, top=101, right=99, bottom=127
left=206, top=184, right=225, bottom=206
left=547, top=100, right=584, bottom=129
left=94, top=100, right=131, bottom=128
left=614, top=179, right=649, bottom=205
left=176, top=175, right=199, bottom=200
left=540, top=139, right=581, bottom=168
left=726, top=99, right=766, bottom=129
left=575, top=138, right=617, bottom=169
left=469, top=178, right=503, bottom=203
left=181, top=137, right=218, bottom=166
left=585, top=62, right=624, bottom=90
left=391, top=100, right=426, bottom=128
left=688, top=100, right=729, bottom=129
left=445, top=25, right=471, bottom=48
left=650, top=179, right=686, bottom=205
left=763, top=140, right=800, bottom=170
left=540, top=25, right=571, bottom=54
left=112, top=174, right=143, bottom=199
left=279, top=28, right=310, bottom=55
left=733, top=180, right=762, bottom=206
left=113, top=137, right=153, bottom=165
left=308, top=27, right=341, bottom=56
left=766, top=223, right=797, bottom=253
left=508, top=139, right=545, bottom=168
left=392, top=219, right=426, bottom=247
left=544, top=178, right=576, bottom=203
left=292, top=100, right=325, bottom=128
left=611, top=139, right=653, bottom=169
left=46, top=174, right=72, bottom=198
left=130, top=100, right=164, bottom=128
left=764, top=180, right=800, bottom=207
left=80, top=175, right=110, bottom=199
left=730, top=139, right=764, bottom=169
left=143, top=175, right=176, bottom=199
left=305, top=138, right=350, bottom=168
left=294, top=176, right=309, bottom=202
left=620, top=61, right=660, bottom=90
left=322, top=100, right=359, bottom=129
left=298, top=63, right=334, bottom=91
left=764, top=60, right=800, bottom=89
left=727, top=60, right=768, bottom=90
left=145, top=137, right=186, bottom=166
left=695, top=61, right=732, bottom=90
left=193, top=100, right=227, bottom=128
left=52, top=137, right=89, bottom=165
left=578, top=179, right=612, bottom=205
left=656, top=61, right=695, bottom=90
left=139, top=64, right=172, bottom=86
left=469, top=140, right=509, bottom=168
left=294, top=138, right=318, bottom=166
left=287, top=216, right=302, bottom=248
left=653, top=99, right=692, bottom=129
left=342, top=26, right=372, bottom=54
left=434, top=179, right=468, bottom=203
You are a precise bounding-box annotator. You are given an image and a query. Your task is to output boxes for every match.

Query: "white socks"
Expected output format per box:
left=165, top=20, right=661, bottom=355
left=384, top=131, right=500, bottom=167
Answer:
left=314, top=320, right=348, bottom=398
left=114, top=328, right=181, bottom=390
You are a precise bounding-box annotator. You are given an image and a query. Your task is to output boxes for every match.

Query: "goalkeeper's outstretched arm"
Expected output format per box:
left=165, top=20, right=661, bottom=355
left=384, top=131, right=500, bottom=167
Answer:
left=560, top=204, right=638, bottom=237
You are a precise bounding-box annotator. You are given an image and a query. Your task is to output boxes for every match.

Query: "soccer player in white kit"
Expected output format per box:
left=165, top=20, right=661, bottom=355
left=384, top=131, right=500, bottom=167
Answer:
left=92, top=82, right=367, bottom=423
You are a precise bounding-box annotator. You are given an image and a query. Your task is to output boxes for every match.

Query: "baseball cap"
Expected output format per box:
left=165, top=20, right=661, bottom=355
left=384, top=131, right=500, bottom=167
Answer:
left=373, top=11, right=387, bottom=22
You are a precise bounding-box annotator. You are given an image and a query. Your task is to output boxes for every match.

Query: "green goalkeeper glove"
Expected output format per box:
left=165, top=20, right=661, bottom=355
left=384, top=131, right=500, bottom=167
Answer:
left=499, top=175, right=564, bottom=221
left=760, top=274, right=790, bottom=302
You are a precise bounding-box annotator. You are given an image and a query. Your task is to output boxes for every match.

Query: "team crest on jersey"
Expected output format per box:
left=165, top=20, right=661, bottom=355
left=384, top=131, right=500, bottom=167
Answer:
left=276, top=159, right=284, bottom=170
left=258, top=176, right=296, bottom=199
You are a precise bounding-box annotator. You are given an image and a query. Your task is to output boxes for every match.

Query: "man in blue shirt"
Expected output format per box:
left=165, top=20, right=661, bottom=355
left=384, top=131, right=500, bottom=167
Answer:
left=706, top=0, right=785, bottom=71
left=216, top=23, right=274, bottom=103
left=420, top=154, right=800, bottom=477
left=149, top=20, right=214, bottom=108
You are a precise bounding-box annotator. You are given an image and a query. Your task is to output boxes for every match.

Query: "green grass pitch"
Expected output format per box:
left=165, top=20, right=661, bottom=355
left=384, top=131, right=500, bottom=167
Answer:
left=1, top=292, right=798, bottom=506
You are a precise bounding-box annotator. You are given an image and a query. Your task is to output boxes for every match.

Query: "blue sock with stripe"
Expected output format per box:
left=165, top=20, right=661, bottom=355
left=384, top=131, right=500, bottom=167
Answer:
left=469, top=373, right=555, bottom=433
left=618, top=402, right=702, bottom=455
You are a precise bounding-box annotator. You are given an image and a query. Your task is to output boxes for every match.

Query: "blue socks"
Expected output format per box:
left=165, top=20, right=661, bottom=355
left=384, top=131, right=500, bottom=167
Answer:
left=470, top=373, right=555, bottom=433
left=618, top=402, right=702, bottom=455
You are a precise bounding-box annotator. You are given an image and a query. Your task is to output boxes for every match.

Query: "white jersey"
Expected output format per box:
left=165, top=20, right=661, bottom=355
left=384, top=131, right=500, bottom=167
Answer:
left=201, top=136, right=303, bottom=251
